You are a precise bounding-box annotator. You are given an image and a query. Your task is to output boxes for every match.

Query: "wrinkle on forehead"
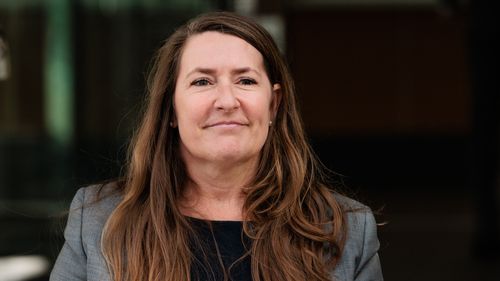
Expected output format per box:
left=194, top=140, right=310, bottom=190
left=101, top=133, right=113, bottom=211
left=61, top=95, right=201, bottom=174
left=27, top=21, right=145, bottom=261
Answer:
left=178, top=31, right=267, bottom=80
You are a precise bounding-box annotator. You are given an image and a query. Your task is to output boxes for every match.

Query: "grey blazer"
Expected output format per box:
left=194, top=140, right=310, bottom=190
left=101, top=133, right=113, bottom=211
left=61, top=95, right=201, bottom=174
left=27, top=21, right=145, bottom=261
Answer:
left=50, top=185, right=383, bottom=281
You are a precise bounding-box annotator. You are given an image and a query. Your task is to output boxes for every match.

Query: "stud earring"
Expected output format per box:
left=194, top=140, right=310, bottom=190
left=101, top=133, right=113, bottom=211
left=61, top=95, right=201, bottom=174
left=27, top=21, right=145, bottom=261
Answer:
left=269, top=120, right=273, bottom=126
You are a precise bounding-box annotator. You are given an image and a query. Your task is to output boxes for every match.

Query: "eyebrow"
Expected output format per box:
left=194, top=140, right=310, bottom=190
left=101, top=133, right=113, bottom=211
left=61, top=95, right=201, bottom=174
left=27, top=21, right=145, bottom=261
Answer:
left=185, top=67, right=261, bottom=78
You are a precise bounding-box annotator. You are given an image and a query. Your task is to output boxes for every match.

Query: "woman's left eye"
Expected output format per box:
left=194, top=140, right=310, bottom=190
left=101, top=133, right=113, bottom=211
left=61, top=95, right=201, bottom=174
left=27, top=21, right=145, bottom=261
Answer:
left=239, top=78, right=257, bottom=85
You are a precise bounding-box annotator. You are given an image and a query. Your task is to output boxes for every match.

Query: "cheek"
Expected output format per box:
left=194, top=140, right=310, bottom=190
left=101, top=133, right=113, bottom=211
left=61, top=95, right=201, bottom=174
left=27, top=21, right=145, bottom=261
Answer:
left=258, top=102, right=274, bottom=125
left=244, top=95, right=273, bottom=120
left=175, top=96, right=204, bottom=124
left=175, top=100, right=214, bottom=148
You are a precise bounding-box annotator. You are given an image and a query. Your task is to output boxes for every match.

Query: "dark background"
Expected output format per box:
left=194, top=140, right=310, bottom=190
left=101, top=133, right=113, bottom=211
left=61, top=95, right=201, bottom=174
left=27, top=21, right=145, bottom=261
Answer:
left=0, top=0, right=499, bottom=280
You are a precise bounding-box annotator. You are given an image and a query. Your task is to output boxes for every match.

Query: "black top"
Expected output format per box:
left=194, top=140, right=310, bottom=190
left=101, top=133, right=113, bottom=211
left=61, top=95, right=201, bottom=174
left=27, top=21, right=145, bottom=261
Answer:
left=188, top=217, right=252, bottom=281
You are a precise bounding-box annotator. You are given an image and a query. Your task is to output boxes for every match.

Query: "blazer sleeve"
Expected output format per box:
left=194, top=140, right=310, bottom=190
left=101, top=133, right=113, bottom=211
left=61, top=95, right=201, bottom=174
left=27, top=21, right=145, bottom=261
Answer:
left=353, top=211, right=383, bottom=281
left=50, top=188, right=87, bottom=281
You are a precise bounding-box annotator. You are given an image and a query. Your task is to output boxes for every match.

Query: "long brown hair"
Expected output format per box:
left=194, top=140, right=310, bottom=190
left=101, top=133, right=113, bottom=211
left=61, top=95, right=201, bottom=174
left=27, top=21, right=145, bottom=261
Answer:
left=102, top=11, right=346, bottom=281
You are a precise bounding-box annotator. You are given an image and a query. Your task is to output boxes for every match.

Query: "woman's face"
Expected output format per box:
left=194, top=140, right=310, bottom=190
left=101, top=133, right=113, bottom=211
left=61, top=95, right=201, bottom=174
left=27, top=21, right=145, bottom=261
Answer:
left=174, top=31, right=280, bottom=166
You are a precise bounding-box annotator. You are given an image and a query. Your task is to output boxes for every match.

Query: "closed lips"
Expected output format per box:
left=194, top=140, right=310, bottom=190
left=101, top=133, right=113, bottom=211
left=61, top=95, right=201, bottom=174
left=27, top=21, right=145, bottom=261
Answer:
left=204, top=121, right=248, bottom=128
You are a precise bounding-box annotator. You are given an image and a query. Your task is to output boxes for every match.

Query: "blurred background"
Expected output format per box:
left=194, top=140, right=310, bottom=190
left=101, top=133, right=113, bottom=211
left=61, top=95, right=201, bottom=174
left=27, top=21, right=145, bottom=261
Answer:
left=0, top=0, right=499, bottom=280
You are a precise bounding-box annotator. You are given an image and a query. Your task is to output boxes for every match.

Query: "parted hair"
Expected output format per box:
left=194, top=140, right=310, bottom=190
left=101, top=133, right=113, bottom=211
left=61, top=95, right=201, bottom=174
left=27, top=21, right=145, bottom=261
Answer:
left=101, top=11, right=346, bottom=281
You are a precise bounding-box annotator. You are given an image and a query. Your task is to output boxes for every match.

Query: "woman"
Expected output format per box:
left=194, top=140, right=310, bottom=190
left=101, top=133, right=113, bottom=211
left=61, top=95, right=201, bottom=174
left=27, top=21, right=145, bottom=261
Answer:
left=50, top=11, right=383, bottom=281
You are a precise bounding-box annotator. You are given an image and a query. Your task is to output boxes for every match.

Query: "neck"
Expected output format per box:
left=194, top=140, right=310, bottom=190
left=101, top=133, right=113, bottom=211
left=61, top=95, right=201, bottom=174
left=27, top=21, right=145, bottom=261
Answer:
left=180, top=155, right=258, bottom=221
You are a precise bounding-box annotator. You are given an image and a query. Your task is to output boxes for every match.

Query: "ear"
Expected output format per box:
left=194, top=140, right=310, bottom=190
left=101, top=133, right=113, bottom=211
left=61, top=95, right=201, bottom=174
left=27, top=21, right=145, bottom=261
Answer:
left=170, top=119, right=177, bottom=128
left=270, top=83, right=281, bottom=119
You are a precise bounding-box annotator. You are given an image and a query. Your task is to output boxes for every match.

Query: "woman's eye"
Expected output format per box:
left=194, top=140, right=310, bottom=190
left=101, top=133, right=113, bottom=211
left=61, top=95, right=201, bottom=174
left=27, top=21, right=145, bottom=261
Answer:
left=191, top=79, right=211, bottom=86
left=239, top=78, right=257, bottom=85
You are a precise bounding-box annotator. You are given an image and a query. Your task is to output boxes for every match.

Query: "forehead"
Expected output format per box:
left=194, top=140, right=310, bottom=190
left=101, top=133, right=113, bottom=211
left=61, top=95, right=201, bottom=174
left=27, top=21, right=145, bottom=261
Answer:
left=178, top=31, right=265, bottom=74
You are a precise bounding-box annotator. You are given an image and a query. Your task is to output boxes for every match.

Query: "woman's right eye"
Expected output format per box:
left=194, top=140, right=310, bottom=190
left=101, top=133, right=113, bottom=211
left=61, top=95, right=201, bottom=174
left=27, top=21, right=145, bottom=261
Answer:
left=191, top=78, right=211, bottom=86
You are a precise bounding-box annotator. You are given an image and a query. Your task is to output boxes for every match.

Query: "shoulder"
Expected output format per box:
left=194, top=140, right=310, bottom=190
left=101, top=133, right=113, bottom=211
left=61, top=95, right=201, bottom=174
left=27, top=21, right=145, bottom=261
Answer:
left=51, top=183, right=122, bottom=281
left=73, top=181, right=123, bottom=205
left=70, top=182, right=123, bottom=237
left=331, top=193, right=384, bottom=280
left=72, top=182, right=123, bottom=216
left=65, top=182, right=123, bottom=263
left=334, top=193, right=370, bottom=212
left=334, top=193, right=375, bottom=238
left=333, top=193, right=377, bottom=255
left=335, top=193, right=378, bottom=248
left=74, top=183, right=123, bottom=278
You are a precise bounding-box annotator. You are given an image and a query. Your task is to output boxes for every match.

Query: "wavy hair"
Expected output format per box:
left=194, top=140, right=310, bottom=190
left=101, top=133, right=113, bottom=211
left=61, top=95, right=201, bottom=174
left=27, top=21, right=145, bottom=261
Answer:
left=101, top=11, right=346, bottom=281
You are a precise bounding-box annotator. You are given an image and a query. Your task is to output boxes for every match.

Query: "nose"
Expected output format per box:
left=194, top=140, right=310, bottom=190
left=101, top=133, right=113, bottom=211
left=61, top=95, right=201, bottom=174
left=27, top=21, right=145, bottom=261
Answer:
left=214, top=83, right=240, bottom=112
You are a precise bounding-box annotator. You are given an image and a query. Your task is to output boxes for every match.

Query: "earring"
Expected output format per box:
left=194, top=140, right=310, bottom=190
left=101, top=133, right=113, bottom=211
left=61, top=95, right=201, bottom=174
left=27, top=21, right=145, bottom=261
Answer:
left=170, top=121, right=176, bottom=128
left=269, top=120, right=273, bottom=126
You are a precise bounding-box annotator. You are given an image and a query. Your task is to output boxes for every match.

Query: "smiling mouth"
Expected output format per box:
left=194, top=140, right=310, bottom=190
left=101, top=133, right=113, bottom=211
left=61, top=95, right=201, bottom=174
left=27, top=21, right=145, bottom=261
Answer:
left=205, top=121, right=248, bottom=128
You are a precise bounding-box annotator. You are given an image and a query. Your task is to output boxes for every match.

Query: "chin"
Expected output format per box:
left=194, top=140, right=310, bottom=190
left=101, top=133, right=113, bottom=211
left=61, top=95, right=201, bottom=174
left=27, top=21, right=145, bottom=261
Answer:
left=212, top=150, right=244, bottom=161
left=210, top=148, right=257, bottom=163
